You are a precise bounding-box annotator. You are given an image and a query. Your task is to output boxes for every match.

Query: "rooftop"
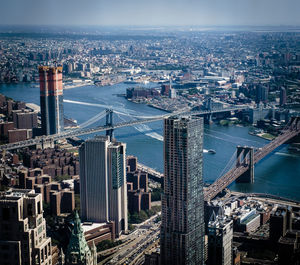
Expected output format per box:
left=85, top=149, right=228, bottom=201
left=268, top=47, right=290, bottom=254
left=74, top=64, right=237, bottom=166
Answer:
left=81, top=222, right=107, bottom=233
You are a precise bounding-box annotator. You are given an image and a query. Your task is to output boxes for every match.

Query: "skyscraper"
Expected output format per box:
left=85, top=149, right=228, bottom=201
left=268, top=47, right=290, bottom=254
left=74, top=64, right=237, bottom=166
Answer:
left=207, top=211, right=233, bottom=265
left=280, top=87, right=287, bottom=106
left=79, top=136, right=128, bottom=236
left=161, top=116, right=205, bottom=265
left=39, top=66, right=64, bottom=135
left=256, top=84, right=269, bottom=103
left=0, top=189, right=52, bottom=265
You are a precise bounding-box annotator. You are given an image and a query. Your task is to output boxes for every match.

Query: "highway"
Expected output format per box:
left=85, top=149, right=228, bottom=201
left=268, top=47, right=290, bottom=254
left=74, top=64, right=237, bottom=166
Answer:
left=102, top=214, right=161, bottom=265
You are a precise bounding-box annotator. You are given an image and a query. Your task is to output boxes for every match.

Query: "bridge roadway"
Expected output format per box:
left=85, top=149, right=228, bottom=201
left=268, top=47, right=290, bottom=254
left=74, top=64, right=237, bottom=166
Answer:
left=204, top=120, right=300, bottom=201
left=137, top=163, right=163, bottom=179
left=0, top=106, right=246, bottom=152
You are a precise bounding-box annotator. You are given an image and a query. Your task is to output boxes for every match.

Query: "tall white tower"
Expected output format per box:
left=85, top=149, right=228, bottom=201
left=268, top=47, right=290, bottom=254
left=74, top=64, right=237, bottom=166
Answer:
left=79, top=136, right=128, bottom=236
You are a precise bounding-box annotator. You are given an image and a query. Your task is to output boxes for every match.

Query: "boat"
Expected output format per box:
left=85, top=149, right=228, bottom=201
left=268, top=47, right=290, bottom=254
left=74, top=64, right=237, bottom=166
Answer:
left=208, top=149, right=216, bottom=154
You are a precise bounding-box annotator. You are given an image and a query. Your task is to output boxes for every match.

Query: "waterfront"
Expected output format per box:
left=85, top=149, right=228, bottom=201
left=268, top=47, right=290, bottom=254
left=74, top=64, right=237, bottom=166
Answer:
left=1, top=83, right=300, bottom=201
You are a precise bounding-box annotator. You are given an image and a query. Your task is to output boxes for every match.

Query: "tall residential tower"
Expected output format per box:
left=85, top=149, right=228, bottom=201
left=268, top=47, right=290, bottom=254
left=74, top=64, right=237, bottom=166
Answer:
left=161, top=116, right=205, bottom=265
left=39, top=66, right=64, bottom=135
left=79, top=136, right=128, bottom=236
left=0, top=189, right=52, bottom=265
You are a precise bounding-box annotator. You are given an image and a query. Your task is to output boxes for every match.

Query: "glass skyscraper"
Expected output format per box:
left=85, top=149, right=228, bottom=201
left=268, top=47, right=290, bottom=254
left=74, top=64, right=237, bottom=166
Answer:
left=161, top=116, right=205, bottom=265
left=39, top=66, right=64, bottom=135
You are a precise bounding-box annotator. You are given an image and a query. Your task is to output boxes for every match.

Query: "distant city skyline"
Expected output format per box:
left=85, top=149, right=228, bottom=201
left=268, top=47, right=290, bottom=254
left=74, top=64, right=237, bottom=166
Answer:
left=0, top=0, right=300, bottom=27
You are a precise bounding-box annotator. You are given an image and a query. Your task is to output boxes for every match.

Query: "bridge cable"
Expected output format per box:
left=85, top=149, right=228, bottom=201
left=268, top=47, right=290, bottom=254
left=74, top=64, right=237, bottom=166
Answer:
left=217, top=150, right=238, bottom=180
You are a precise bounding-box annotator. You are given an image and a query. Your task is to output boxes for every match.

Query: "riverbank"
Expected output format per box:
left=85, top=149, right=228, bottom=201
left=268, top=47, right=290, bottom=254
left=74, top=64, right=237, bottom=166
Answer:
left=1, top=82, right=300, bottom=201
left=249, top=131, right=275, bottom=141
left=63, top=82, right=93, bottom=90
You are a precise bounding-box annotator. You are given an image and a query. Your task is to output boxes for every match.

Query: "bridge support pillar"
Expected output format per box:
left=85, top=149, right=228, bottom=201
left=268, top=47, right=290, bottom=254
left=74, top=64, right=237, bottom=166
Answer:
left=106, top=109, right=114, bottom=140
left=236, top=146, right=254, bottom=183
left=204, top=114, right=213, bottom=124
left=289, top=117, right=300, bottom=143
left=36, top=138, right=54, bottom=150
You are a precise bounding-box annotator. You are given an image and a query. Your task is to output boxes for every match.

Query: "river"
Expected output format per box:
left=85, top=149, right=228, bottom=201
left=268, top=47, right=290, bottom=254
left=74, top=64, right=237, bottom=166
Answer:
left=1, top=82, right=300, bottom=201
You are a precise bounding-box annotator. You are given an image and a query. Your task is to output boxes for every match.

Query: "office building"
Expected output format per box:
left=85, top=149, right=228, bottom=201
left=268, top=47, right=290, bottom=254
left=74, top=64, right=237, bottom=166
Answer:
left=280, top=87, right=287, bottom=106
left=269, top=206, right=292, bottom=242
left=39, top=66, right=64, bottom=135
left=236, top=209, right=261, bottom=233
left=80, top=136, right=128, bottom=236
left=161, top=116, right=205, bottom=265
left=256, top=84, right=269, bottom=103
left=65, top=212, right=97, bottom=265
left=0, top=189, right=52, bottom=265
left=207, top=211, right=233, bottom=265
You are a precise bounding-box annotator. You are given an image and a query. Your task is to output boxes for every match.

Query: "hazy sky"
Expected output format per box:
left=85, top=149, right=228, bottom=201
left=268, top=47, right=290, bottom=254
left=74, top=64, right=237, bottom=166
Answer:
left=1, top=0, right=300, bottom=26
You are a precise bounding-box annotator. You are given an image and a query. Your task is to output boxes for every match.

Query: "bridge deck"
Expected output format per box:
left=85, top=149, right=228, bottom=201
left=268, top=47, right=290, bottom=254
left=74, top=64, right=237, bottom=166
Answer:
left=0, top=106, right=245, bottom=152
left=204, top=119, right=300, bottom=201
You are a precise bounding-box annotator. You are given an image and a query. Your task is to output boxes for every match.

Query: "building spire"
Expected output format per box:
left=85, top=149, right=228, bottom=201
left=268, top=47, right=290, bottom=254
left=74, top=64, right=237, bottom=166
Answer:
left=65, top=211, right=94, bottom=265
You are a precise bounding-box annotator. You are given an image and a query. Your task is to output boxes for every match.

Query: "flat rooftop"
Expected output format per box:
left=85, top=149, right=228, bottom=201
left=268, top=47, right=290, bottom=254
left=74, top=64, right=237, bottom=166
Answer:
left=81, top=222, right=107, bottom=233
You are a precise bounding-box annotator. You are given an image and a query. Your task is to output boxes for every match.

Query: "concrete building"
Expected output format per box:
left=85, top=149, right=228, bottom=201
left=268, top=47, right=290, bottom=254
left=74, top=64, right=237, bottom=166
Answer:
left=79, top=136, right=128, bottom=236
left=126, top=155, right=137, bottom=172
left=39, top=66, right=64, bottom=135
left=256, top=84, right=269, bottom=103
left=278, top=230, right=300, bottom=265
left=82, top=221, right=115, bottom=247
left=269, top=206, right=293, bottom=242
left=0, top=189, right=52, bottom=265
left=280, top=87, right=287, bottom=106
left=207, top=211, right=233, bottom=265
left=236, top=209, right=261, bottom=233
left=161, top=116, right=205, bottom=265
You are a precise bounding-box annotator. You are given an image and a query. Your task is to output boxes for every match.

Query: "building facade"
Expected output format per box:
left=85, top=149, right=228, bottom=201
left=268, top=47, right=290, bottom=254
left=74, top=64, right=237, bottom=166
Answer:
left=79, top=136, right=128, bottom=236
left=161, top=116, right=205, bottom=265
left=0, top=189, right=52, bottom=265
left=280, top=87, right=287, bottom=106
left=39, top=66, right=64, bottom=135
left=207, top=212, right=233, bottom=265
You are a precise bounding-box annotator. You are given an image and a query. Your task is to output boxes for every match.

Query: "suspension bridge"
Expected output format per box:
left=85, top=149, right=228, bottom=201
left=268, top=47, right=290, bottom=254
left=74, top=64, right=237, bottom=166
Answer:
left=204, top=116, right=300, bottom=201
left=0, top=106, right=246, bottom=152
left=1, top=104, right=298, bottom=202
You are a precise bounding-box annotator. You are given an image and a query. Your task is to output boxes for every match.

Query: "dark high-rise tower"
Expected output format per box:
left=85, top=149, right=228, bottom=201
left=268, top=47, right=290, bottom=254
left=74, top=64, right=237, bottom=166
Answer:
left=39, top=66, right=64, bottom=135
left=256, top=84, right=269, bottom=103
left=280, top=87, right=287, bottom=106
left=161, top=116, right=205, bottom=265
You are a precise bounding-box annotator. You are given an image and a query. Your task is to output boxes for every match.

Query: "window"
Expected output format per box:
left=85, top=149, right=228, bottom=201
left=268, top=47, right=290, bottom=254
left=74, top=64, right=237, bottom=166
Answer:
left=27, top=204, right=33, bottom=216
left=2, top=208, right=10, bottom=221
left=37, top=202, right=41, bottom=215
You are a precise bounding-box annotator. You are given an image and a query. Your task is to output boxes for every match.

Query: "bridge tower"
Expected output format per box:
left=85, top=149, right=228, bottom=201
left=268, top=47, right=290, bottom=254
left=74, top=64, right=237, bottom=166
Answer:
left=204, top=113, right=213, bottom=124
left=36, top=138, right=54, bottom=150
left=288, top=116, right=300, bottom=143
left=236, top=146, right=254, bottom=183
left=105, top=109, right=114, bottom=140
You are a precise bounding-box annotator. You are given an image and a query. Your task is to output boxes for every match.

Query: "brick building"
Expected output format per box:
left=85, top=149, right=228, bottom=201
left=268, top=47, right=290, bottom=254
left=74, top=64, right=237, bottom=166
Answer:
left=126, top=156, right=151, bottom=214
